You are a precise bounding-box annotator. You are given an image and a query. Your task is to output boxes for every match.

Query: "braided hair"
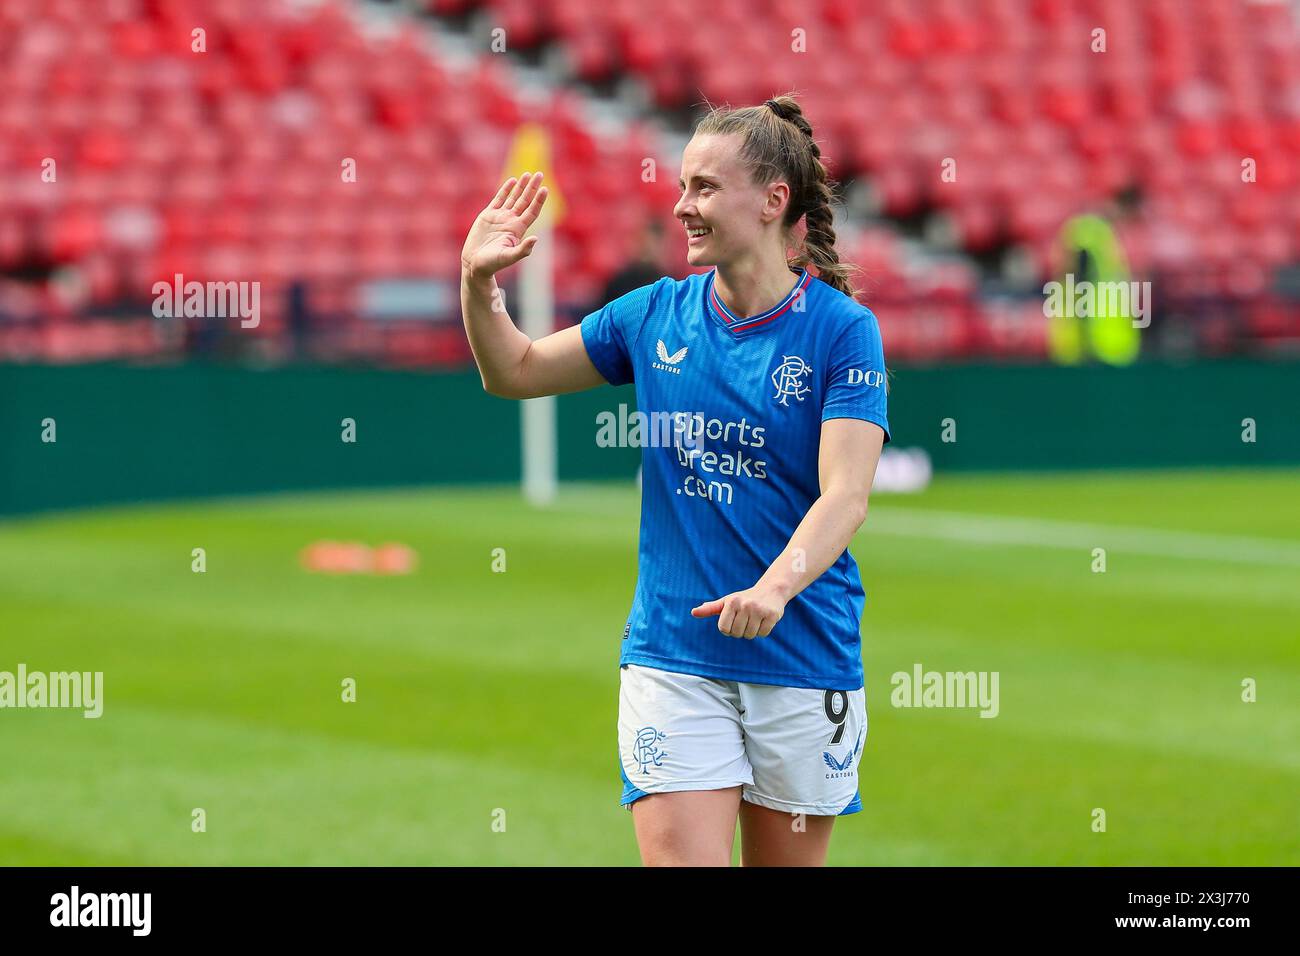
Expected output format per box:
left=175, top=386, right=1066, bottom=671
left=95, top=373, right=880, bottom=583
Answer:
left=693, top=92, right=862, bottom=299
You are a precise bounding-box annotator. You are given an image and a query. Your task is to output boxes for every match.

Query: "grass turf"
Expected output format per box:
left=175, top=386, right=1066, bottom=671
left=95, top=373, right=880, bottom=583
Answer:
left=0, top=468, right=1296, bottom=865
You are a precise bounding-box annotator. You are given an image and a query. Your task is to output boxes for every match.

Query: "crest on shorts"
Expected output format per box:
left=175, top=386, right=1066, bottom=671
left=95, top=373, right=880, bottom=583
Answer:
left=633, top=726, right=668, bottom=773
left=822, top=730, right=862, bottom=772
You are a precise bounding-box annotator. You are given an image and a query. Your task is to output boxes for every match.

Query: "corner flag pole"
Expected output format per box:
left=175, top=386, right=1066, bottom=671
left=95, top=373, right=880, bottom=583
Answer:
left=504, top=124, right=566, bottom=506
left=519, top=222, right=556, bottom=506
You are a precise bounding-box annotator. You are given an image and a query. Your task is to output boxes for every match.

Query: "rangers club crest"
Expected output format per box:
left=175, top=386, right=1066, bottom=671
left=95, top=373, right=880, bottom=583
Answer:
left=633, top=726, right=668, bottom=772
left=771, top=355, right=812, bottom=405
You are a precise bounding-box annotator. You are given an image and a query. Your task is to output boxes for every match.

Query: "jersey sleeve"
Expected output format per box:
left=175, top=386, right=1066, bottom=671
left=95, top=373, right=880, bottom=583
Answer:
left=822, top=309, right=891, bottom=443
left=578, top=280, right=660, bottom=386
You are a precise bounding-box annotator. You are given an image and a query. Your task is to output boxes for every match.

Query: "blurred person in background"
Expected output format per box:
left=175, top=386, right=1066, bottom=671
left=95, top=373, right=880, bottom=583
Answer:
left=1048, top=184, right=1145, bottom=366
left=598, top=218, right=666, bottom=304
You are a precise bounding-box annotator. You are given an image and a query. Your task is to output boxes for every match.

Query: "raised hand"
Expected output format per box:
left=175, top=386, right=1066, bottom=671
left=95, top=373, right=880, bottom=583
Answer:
left=460, top=172, right=549, bottom=280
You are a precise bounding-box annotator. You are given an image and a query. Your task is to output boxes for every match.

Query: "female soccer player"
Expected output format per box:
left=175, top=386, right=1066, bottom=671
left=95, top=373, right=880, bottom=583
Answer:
left=460, top=95, right=889, bottom=866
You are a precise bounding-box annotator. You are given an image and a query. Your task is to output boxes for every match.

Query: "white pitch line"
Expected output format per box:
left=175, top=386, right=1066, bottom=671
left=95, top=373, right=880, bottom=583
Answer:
left=867, top=508, right=1300, bottom=568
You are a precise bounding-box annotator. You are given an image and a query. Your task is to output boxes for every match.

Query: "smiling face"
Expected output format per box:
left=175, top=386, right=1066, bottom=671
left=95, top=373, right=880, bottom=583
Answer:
left=673, top=133, right=790, bottom=269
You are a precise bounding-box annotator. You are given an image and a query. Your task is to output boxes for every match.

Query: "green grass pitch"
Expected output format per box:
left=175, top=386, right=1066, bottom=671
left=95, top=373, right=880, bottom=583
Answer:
left=1, top=469, right=1296, bottom=865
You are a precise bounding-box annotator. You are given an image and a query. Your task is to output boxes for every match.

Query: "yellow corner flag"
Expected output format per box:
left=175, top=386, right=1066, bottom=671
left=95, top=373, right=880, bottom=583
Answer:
left=501, top=123, right=565, bottom=227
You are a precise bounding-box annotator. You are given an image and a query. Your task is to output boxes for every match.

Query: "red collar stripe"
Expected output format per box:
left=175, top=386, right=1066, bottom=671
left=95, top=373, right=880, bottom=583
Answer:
left=709, top=269, right=809, bottom=332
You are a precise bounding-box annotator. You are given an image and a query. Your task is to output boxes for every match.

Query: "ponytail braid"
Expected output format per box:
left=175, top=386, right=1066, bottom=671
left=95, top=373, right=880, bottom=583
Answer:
left=695, top=92, right=863, bottom=300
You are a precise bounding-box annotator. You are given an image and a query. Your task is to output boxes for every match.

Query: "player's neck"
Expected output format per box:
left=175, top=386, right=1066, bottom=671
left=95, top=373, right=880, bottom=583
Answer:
left=713, top=257, right=800, bottom=319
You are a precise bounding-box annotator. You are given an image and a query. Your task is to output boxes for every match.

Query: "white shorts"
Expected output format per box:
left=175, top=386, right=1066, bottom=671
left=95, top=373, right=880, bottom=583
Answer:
left=617, top=662, right=867, bottom=817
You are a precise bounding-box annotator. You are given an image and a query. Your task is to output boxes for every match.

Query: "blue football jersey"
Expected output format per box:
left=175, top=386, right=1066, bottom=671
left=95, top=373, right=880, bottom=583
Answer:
left=580, top=266, right=890, bottom=690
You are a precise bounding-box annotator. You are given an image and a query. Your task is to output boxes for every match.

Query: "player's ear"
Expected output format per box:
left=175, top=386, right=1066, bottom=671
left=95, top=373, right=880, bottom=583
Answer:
left=763, top=181, right=791, bottom=223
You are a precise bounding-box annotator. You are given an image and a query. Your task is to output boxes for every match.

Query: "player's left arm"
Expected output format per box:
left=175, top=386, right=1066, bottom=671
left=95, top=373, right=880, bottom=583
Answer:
left=691, top=418, right=885, bottom=639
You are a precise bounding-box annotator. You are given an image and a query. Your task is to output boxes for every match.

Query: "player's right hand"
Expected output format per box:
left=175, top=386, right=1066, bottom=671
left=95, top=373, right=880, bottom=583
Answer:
left=460, top=172, right=549, bottom=280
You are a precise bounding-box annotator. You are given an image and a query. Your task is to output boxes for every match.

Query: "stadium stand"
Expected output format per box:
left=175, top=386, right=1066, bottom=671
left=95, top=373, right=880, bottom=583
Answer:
left=1, top=0, right=1297, bottom=363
